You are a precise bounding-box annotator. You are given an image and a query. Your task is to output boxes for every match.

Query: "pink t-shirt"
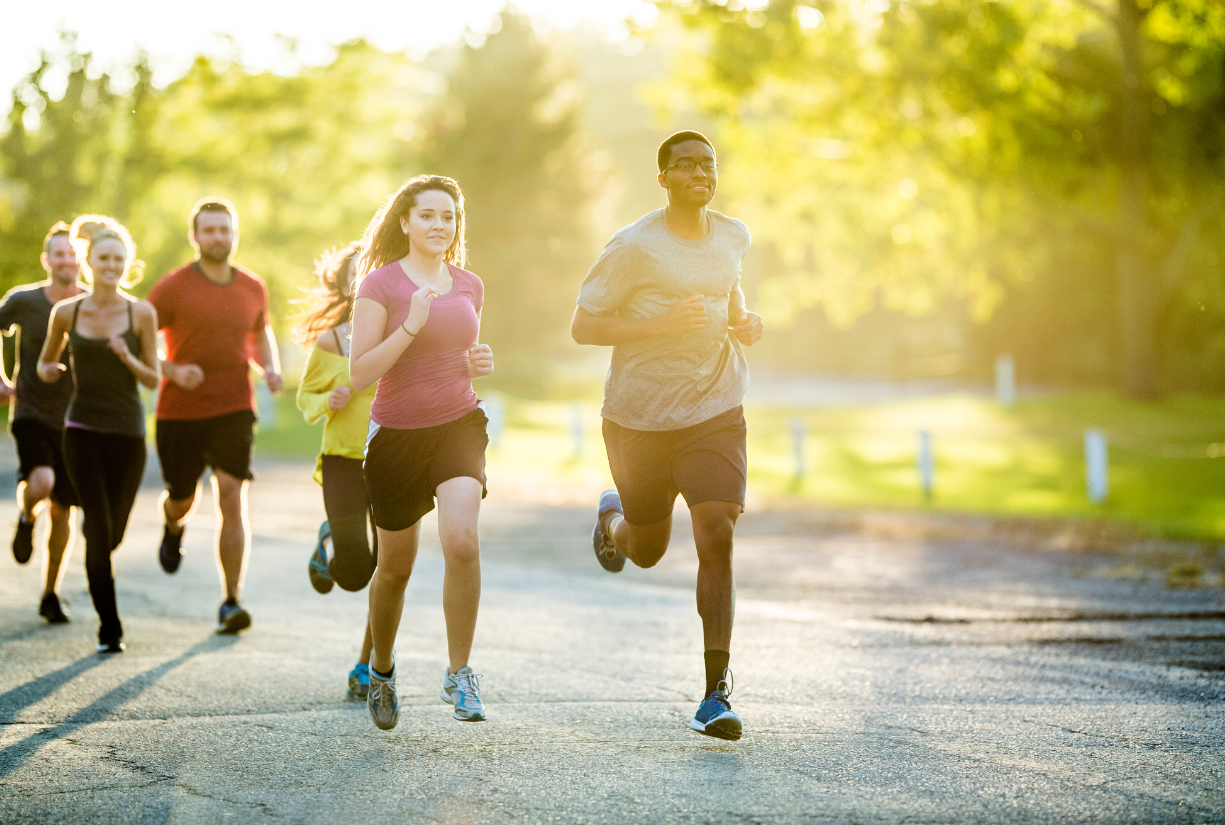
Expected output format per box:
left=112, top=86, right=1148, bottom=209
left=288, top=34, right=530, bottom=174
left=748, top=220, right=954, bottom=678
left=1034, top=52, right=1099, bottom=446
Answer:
left=356, top=261, right=483, bottom=429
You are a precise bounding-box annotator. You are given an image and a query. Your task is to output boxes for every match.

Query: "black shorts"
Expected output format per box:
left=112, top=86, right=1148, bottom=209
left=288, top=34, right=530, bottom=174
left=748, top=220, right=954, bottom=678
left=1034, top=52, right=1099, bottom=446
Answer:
left=602, top=405, right=747, bottom=526
left=363, top=406, right=488, bottom=532
left=156, top=410, right=256, bottom=500
left=11, top=419, right=78, bottom=507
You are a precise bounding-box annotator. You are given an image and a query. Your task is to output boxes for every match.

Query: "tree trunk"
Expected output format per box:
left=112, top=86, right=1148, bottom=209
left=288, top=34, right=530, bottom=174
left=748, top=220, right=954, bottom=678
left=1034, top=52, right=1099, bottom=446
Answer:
left=1115, top=0, right=1159, bottom=398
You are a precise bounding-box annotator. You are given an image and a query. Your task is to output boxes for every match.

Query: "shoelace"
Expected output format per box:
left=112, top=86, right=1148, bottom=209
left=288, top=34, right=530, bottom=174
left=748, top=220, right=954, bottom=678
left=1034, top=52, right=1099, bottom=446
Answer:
left=370, top=673, right=397, bottom=711
left=454, top=671, right=484, bottom=704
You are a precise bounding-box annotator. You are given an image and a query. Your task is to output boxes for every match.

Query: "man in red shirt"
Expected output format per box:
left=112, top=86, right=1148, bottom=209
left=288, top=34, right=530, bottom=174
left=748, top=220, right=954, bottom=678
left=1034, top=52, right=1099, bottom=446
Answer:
left=148, top=198, right=283, bottom=634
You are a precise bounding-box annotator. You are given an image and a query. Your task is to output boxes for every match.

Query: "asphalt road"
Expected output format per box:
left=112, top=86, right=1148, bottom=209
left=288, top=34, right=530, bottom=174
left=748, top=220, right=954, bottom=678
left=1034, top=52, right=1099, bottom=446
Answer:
left=1, top=459, right=1222, bottom=824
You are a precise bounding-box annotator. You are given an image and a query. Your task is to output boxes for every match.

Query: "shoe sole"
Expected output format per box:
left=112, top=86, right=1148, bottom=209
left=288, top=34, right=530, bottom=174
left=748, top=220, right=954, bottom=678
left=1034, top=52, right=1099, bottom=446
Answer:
left=13, top=525, right=34, bottom=565
left=690, top=718, right=743, bottom=741
left=308, top=564, right=334, bottom=594
left=159, top=551, right=182, bottom=575
left=215, top=611, right=252, bottom=635
left=440, top=688, right=486, bottom=721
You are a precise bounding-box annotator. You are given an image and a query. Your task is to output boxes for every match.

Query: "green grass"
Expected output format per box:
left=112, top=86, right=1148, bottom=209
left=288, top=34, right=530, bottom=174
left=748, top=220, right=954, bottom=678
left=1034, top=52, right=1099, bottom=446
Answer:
left=256, top=390, right=1225, bottom=541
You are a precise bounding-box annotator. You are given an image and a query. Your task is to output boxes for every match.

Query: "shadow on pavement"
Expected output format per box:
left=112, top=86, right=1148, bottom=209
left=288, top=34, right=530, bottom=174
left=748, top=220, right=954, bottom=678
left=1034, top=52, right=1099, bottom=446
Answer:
left=0, top=654, right=105, bottom=722
left=0, top=634, right=239, bottom=778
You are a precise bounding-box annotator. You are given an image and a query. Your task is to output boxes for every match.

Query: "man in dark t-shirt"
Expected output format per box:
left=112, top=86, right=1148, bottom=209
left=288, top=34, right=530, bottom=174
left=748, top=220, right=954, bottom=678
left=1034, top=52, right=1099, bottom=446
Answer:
left=0, top=222, right=83, bottom=623
left=148, top=197, right=282, bottom=635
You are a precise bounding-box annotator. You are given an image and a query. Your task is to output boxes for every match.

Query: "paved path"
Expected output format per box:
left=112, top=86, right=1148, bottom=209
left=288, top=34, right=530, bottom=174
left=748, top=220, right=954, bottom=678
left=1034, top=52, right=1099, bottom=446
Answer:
left=1, top=460, right=1222, bottom=824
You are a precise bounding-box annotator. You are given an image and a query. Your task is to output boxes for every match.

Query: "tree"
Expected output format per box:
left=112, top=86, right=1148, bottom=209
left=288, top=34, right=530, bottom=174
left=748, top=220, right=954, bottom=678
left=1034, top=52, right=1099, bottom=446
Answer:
left=417, top=12, right=598, bottom=386
left=657, top=0, right=1225, bottom=395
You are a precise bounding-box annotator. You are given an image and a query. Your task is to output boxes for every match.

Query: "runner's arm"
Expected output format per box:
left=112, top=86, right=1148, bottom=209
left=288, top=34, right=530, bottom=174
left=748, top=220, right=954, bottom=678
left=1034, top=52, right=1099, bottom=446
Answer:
left=571, top=296, right=708, bottom=347
left=35, top=305, right=71, bottom=383
left=251, top=325, right=283, bottom=393
left=296, top=345, right=336, bottom=424
left=728, top=285, right=763, bottom=346
left=110, top=302, right=160, bottom=390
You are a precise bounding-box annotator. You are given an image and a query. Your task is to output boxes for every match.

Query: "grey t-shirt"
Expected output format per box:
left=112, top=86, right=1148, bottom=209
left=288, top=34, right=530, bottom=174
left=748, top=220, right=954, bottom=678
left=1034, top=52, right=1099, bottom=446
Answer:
left=0, top=283, right=73, bottom=430
left=577, top=208, right=751, bottom=431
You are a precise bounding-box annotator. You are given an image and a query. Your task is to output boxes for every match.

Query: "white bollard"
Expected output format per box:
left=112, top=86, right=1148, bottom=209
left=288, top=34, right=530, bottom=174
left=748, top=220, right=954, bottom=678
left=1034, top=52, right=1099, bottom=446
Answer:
left=485, top=395, right=505, bottom=449
left=570, top=402, right=584, bottom=460
left=790, top=417, right=805, bottom=480
left=917, top=429, right=934, bottom=499
left=995, top=353, right=1016, bottom=408
left=256, top=381, right=277, bottom=429
left=1085, top=428, right=1109, bottom=503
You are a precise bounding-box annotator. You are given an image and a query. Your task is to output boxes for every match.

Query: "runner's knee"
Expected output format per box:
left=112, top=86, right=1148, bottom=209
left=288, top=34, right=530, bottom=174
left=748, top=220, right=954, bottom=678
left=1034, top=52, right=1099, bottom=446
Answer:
left=440, top=526, right=479, bottom=568
left=25, top=467, right=55, bottom=500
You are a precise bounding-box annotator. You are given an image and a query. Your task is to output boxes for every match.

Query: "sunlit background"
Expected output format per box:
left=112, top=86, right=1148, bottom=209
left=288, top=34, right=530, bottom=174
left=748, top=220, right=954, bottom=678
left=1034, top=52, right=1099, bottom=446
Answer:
left=3, top=0, right=1224, bottom=560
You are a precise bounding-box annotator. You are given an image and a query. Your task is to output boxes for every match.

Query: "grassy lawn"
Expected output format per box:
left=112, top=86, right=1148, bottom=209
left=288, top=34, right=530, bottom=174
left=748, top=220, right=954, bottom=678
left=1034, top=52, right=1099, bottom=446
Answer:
left=256, top=390, right=1225, bottom=542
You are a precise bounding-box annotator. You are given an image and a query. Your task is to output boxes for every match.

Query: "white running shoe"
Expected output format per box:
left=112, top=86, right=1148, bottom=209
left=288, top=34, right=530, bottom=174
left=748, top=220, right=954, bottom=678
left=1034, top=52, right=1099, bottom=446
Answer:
left=367, top=653, right=400, bottom=730
left=440, top=666, right=486, bottom=722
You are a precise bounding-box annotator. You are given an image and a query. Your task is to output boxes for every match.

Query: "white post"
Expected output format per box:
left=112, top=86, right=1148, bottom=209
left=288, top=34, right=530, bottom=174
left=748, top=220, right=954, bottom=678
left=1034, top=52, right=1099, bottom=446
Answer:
left=570, top=402, right=584, bottom=461
left=255, top=382, right=277, bottom=429
left=917, top=429, right=934, bottom=499
left=790, top=417, right=805, bottom=481
left=995, top=353, right=1016, bottom=408
left=485, top=395, right=505, bottom=449
left=1085, top=428, right=1109, bottom=503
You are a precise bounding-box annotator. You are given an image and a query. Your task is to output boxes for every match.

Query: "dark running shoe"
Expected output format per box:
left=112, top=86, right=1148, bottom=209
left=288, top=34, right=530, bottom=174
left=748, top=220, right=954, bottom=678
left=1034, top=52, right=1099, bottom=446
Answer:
left=97, top=641, right=126, bottom=654
left=39, top=593, right=70, bottom=624
left=159, top=526, right=184, bottom=574
left=216, top=601, right=252, bottom=635
left=690, top=669, right=742, bottom=742
left=591, top=489, right=626, bottom=573
left=309, top=521, right=334, bottom=594
left=12, top=515, right=35, bottom=565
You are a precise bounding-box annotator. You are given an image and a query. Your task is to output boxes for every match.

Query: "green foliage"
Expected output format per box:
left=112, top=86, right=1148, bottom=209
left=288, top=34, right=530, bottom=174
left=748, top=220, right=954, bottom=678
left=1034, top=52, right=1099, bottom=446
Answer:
left=418, top=13, right=598, bottom=387
left=656, top=0, right=1225, bottom=393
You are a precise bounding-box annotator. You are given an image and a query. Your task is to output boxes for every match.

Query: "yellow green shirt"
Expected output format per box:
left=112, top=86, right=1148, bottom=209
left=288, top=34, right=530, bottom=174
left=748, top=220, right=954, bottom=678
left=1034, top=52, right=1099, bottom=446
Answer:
left=296, top=341, right=376, bottom=485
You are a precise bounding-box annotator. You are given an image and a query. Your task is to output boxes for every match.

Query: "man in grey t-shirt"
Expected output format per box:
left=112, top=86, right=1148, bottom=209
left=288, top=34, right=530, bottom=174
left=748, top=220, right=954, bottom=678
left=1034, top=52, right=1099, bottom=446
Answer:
left=572, top=131, right=763, bottom=742
left=0, top=221, right=83, bottom=623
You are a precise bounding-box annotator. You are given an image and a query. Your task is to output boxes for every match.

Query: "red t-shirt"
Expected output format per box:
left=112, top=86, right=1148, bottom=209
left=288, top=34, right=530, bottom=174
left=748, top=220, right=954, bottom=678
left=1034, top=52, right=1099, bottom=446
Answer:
left=357, top=261, right=483, bottom=429
left=148, top=262, right=269, bottom=421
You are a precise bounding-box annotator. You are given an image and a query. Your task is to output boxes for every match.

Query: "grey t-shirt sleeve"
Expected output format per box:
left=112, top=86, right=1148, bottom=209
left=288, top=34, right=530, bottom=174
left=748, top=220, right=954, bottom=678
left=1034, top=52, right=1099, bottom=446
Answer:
left=577, top=235, right=635, bottom=316
left=0, top=289, right=22, bottom=332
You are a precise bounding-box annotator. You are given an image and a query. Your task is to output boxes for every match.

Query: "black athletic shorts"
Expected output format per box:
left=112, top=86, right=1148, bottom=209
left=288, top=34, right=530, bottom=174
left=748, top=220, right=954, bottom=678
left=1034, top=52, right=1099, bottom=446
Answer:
left=11, top=419, right=78, bottom=507
left=602, top=405, right=747, bottom=526
left=156, top=410, right=257, bottom=500
left=363, top=406, right=488, bottom=532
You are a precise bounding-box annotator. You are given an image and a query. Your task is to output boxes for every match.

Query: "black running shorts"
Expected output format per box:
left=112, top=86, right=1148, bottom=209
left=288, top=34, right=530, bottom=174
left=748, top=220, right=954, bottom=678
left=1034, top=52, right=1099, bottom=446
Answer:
left=155, top=410, right=257, bottom=500
left=602, top=405, right=747, bottom=526
left=11, top=419, right=78, bottom=507
left=363, top=406, right=489, bottom=532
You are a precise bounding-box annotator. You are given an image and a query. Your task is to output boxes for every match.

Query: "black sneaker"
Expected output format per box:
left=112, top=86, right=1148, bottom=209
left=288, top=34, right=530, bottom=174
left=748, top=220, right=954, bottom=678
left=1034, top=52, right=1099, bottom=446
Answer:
left=97, top=640, right=126, bottom=654
left=159, top=526, right=184, bottom=574
left=12, top=515, right=34, bottom=565
left=591, top=489, right=627, bottom=573
left=216, top=601, right=251, bottom=635
left=39, top=593, right=70, bottom=624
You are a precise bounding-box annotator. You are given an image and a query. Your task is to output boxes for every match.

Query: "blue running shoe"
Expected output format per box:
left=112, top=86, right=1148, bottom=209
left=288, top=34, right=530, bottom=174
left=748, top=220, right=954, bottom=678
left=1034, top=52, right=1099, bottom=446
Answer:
left=309, top=521, right=334, bottom=594
left=368, top=653, right=399, bottom=730
left=215, top=601, right=252, bottom=635
left=591, top=489, right=626, bottom=573
left=348, top=662, right=370, bottom=700
left=690, top=669, right=742, bottom=741
left=440, top=666, right=486, bottom=722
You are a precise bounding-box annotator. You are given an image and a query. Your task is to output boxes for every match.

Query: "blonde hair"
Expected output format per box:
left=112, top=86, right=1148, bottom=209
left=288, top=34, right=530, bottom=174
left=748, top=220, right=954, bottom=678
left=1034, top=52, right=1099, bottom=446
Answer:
left=70, top=214, right=144, bottom=287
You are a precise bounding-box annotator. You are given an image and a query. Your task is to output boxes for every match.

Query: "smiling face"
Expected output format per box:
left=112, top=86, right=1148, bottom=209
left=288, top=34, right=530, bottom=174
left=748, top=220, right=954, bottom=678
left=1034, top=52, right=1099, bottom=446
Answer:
left=399, top=189, right=457, bottom=260
left=192, top=210, right=236, bottom=264
left=88, top=238, right=128, bottom=288
left=42, top=235, right=80, bottom=286
left=657, top=139, right=718, bottom=208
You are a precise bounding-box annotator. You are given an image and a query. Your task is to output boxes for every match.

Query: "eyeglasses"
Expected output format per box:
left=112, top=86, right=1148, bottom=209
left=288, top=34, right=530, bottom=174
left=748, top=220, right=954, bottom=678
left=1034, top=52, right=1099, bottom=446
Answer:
left=664, top=160, right=718, bottom=173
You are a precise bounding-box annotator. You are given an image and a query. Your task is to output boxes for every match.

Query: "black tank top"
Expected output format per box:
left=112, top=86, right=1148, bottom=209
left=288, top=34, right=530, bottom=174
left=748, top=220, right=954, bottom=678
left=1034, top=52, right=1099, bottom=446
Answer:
left=65, top=300, right=145, bottom=437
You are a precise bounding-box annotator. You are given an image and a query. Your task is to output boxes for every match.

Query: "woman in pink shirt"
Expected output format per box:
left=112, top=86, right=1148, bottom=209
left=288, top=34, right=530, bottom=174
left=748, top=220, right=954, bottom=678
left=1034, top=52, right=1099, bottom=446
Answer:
left=349, top=175, right=494, bottom=731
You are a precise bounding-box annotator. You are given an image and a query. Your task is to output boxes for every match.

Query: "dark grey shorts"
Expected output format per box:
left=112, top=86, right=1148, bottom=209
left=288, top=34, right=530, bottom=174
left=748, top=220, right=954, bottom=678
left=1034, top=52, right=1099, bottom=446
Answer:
left=602, top=405, right=747, bottom=526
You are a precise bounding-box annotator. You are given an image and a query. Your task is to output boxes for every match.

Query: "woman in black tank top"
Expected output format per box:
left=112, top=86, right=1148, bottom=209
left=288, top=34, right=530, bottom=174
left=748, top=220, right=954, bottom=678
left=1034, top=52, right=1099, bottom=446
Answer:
left=38, top=216, right=160, bottom=655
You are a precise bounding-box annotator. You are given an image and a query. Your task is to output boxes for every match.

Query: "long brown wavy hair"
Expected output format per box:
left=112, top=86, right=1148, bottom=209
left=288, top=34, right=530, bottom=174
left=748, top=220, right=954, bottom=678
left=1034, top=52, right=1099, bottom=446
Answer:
left=292, top=242, right=362, bottom=345
left=355, top=175, right=466, bottom=286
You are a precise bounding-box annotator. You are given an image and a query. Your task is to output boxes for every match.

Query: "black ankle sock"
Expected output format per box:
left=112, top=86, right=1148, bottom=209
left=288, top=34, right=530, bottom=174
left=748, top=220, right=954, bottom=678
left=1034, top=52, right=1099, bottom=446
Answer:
left=373, top=665, right=393, bottom=679
left=704, top=650, right=730, bottom=698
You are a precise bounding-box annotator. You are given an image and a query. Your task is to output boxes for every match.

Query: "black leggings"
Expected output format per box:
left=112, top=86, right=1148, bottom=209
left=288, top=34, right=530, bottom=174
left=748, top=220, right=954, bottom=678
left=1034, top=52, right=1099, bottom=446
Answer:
left=63, top=428, right=146, bottom=643
left=321, top=455, right=377, bottom=591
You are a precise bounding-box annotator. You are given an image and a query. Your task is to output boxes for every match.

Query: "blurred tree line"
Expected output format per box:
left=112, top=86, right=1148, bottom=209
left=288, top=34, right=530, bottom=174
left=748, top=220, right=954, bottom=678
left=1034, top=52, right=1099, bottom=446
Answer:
left=657, top=0, right=1225, bottom=396
left=0, top=17, right=596, bottom=388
